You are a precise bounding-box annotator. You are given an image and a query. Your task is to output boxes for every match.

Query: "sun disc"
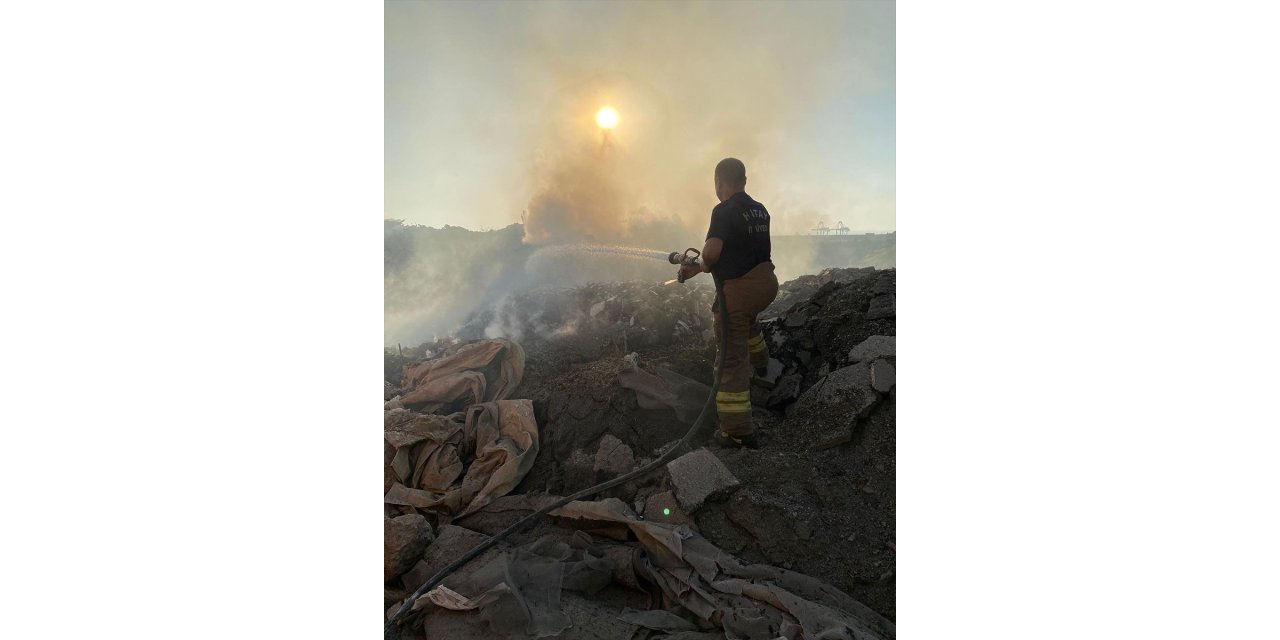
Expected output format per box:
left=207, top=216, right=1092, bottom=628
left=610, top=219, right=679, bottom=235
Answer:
left=595, top=106, right=619, bottom=129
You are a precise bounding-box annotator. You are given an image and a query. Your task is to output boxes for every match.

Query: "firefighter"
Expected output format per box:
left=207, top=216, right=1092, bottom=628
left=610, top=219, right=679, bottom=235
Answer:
left=679, top=158, right=779, bottom=448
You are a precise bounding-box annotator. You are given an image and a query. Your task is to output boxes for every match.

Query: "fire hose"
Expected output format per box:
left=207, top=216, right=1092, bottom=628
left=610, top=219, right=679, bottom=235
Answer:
left=385, top=250, right=724, bottom=638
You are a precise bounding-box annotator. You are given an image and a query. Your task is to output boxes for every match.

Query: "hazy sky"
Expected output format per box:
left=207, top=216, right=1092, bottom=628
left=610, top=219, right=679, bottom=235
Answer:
left=386, top=0, right=895, bottom=235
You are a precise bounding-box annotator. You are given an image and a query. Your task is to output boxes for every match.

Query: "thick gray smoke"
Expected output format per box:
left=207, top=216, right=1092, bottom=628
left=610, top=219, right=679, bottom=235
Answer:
left=384, top=2, right=894, bottom=347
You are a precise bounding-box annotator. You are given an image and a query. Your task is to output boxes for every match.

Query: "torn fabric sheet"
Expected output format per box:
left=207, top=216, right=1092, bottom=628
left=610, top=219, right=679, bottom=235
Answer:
left=543, top=498, right=895, bottom=640
left=399, top=338, right=526, bottom=414
left=384, top=398, right=539, bottom=521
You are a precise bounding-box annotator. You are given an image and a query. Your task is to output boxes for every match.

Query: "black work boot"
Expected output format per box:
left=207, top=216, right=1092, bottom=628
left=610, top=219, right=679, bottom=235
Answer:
left=714, top=430, right=762, bottom=450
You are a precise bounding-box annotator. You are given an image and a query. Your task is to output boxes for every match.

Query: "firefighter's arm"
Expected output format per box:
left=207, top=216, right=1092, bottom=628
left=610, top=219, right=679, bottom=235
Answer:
left=700, top=237, right=723, bottom=273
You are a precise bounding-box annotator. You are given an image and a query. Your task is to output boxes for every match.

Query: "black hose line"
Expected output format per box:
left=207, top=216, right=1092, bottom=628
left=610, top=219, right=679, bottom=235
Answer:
left=386, top=278, right=730, bottom=637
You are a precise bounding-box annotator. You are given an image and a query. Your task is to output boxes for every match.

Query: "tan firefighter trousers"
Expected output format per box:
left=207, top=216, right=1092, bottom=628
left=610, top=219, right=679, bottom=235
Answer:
left=712, top=261, right=779, bottom=437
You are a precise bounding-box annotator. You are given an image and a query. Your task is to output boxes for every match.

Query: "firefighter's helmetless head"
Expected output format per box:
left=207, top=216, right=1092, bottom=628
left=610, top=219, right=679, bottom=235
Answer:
left=714, top=157, right=747, bottom=203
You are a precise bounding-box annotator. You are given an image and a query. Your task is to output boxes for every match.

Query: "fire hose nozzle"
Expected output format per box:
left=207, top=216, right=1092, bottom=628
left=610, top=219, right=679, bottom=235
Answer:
left=668, top=248, right=701, bottom=266
left=670, top=248, right=701, bottom=283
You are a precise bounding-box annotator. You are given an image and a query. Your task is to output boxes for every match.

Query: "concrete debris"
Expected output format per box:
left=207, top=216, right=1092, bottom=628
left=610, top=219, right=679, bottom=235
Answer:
left=593, top=434, right=636, bottom=475
left=386, top=265, right=897, bottom=627
left=848, top=335, right=896, bottom=363
left=865, top=293, right=895, bottom=320
left=667, top=448, right=741, bottom=512
left=766, top=374, right=803, bottom=407
left=788, top=363, right=883, bottom=449
left=385, top=514, right=434, bottom=582
left=792, top=363, right=879, bottom=416
left=761, top=357, right=784, bottom=384
left=871, top=359, right=896, bottom=394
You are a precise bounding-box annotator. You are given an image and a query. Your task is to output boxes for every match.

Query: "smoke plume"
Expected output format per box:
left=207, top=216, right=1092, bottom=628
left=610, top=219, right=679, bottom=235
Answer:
left=384, top=1, right=895, bottom=346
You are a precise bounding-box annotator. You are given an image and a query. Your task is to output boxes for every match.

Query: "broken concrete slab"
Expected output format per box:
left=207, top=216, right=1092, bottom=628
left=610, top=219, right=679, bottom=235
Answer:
left=865, top=294, right=895, bottom=320
left=871, top=359, right=896, bottom=394
left=643, top=490, right=694, bottom=527
left=593, top=434, right=636, bottom=475
left=666, top=448, right=741, bottom=513
left=848, top=335, right=896, bottom=363
left=385, top=514, right=434, bottom=582
left=792, top=363, right=877, bottom=412
left=766, top=374, right=803, bottom=408
left=788, top=364, right=883, bottom=450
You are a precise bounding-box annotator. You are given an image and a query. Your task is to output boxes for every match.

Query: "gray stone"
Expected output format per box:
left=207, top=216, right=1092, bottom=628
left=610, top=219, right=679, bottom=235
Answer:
left=784, top=308, right=809, bottom=328
left=762, top=357, right=784, bottom=384
left=848, top=335, right=896, bottom=363
left=871, top=270, right=896, bottom=295
left=384, top=514, right=434, bottom=582
left=593, top=434, right=636, bottom=475
left=766, top=374, right=802, bottom=407
left=871, top=359, right=896, bottom=394
left=666, top=448, right=741, bottom=512
left=789, top=363, right=882, bottom=431
left=866, top=294, right=895, bottom=320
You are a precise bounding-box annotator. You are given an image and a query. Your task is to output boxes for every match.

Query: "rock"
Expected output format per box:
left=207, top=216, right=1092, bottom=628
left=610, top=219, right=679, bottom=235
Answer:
left=593, top=434, right=636, bottom=475
left=871, top=270, right=895, bottom=295
left=762, top=357, right=784, bottom=384
left=384, top=514, right=434, bottom=582
left=643, top=490, right=695, bottom=526
left=384, top=440, right=397, bottom=494
left=785, top=308, right=809, bottom=328
left=666, top=448, right=741, bottom=512
left=871, top=359, right=895, bottom=394
left=812, top=419, right=855, bottom=450
left=865, top=294, right=895, bottom=320
left=789, top=364, right=883, bottom=449
left=795, top=520, right=813, bottom=540
left=848, top=335, right=896, bottom=363
left=794, top=363, right=877, bottom=411
left=384, top=381, right=395, bottom=401
left=766, top=374, right=802, bottom=407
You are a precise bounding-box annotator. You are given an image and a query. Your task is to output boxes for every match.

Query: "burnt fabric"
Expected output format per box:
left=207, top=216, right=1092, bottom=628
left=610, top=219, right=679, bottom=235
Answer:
left=412, top=498, right=895, bottom=640
left=712, top=261, right=779, bottom=436
left=399, top=338, right=525, bottom=414
left=384, top=399, right=539, bottom=521
left=618, top=359, right=712, bottom=424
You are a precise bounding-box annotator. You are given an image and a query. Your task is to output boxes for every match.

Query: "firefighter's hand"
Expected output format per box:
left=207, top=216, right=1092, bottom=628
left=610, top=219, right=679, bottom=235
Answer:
left=679, top=264, right=702, bottom=281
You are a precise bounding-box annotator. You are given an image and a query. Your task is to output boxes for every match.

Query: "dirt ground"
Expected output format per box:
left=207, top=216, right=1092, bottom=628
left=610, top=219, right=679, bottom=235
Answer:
left=386, top=266, right=897, bottom=632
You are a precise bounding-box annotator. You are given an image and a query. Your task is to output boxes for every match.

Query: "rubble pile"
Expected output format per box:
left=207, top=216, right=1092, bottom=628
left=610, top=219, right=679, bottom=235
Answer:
left=385, top=267, right=896, bottom=638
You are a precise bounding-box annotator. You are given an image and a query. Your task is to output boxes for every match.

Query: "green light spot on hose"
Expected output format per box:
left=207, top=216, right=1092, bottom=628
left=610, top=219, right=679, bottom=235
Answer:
left=663, top=507, right=671, bottom=517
